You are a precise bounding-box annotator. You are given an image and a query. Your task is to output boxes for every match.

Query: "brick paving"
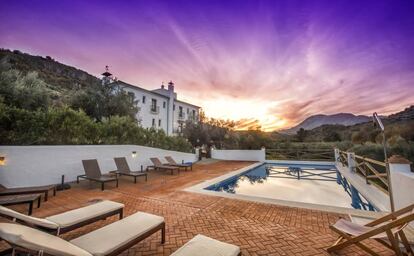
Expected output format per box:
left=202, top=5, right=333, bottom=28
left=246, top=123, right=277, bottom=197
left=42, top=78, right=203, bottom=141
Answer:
left=1, top=161, right=394, bottom=255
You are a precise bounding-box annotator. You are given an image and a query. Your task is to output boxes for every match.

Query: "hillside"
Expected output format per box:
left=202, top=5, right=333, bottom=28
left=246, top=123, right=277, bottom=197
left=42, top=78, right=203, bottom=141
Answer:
left=281, top=113, right=371, bottom=134
left=298, top=106, right=414, bottom=142
left=388, top=105, right=414, bottom=121
left=0, top=48, right=100, bottom=91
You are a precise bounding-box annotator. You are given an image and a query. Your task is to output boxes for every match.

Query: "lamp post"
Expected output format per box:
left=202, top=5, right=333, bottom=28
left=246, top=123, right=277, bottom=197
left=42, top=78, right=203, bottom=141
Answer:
left=373, top=112, right=395, bottom=212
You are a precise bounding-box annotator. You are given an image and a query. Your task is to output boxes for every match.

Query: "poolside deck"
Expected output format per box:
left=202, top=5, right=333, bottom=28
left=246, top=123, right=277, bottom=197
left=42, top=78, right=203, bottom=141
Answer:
left=1, top=161, right=394, bottom=255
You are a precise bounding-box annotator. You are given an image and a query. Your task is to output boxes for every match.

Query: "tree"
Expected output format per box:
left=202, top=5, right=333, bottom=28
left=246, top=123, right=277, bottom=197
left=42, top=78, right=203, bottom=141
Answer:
left=69, top=82, right=138, bottom=121
left=296, top=128, right=307, bottom=142
left=0, top=70, right=55, bottom=110
left=351, top=131, right=366, bottom=145
left=323, top=131, right=341, bottom=142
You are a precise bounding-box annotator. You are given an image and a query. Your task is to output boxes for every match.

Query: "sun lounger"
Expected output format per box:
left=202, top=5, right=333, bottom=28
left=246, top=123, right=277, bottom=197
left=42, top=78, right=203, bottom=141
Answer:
left=77, top=159, right=119, bottom=191
left=0, top=184, right=57, bottom=201
left=150, top=157, right=180, bottom=175
left=0, top=200, right=124, bottom=235
left=327, top=203, right=414, bottom=255
left=0, top=194, right=41, bottom=215
left=0, top=211, right=165, bottom=256
left=165, top=156, right=193, bottom=171
left=171, top=234, right=241, bottom=256
left=114, top=157, right=148, bottom=183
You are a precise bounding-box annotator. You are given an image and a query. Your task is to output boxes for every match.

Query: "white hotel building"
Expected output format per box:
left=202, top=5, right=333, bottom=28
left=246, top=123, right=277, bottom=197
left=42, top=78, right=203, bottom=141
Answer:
left=102, top=69, right=200, bottom=136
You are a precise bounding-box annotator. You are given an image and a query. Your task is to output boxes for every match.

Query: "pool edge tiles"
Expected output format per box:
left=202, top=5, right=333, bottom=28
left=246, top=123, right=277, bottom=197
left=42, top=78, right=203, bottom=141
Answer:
left=184, top=161, right=381, bottom=217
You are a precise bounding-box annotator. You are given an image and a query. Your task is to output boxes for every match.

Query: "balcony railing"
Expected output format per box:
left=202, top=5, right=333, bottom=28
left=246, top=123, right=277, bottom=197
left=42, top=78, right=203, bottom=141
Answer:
left=178, top=112, right=185, bottom=120
left=187, top=113, right=198, bottom=121
left=150, top=106, right=159, bottom=114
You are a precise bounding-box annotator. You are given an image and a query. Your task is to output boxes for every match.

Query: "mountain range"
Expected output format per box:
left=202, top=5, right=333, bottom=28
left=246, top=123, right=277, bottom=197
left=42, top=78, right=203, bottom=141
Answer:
left=281, top=113, right=371, bottom=134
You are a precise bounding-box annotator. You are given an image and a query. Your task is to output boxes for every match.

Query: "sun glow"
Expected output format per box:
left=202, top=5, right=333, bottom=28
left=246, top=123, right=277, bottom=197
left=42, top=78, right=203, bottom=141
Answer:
left=201, top=97, right=287, bottom=131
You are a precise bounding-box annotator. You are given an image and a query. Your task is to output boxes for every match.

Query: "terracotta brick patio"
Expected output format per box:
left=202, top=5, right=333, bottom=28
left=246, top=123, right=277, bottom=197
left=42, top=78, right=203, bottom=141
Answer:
left=1, top=161, right=394, bottom=255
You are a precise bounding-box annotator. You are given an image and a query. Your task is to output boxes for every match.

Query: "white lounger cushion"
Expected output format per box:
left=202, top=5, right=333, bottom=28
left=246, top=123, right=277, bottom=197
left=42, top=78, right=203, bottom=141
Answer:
left=71, top=211, right=164, bottom=256
left=46, top=200, right=124, bottom=228
left=171, top=234, right=240, bottom=256
left=0, top=223, right=92, bottom=256
left=0, top=205, right=59, bottom=229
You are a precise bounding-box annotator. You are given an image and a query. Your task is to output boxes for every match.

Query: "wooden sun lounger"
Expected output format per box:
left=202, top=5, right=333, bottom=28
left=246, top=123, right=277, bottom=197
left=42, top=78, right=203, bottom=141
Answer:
left=150, top=157, right=180, bottom=175
left=0, top=194, right=41, bottom=215
left=165, top=156, right=193, bottom=171
left=0, top=212, right=165, bottom=256
left=327, top=203, right=414, bottom=256
left=0, top=200, right=124, bottom=235
left=0, top=184, right=57, bottom=202
left=77, top=159, right=118, bottom=191
left=114, top=157, right=148, bottom=183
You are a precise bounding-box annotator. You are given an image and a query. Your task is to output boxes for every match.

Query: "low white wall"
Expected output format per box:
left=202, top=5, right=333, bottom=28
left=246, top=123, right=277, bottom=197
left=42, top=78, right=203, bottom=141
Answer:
left=211, top=149, right=265, bottom=161
left=390, top=162, right=414, bottom=209
left=389, top=160, right=414, bottom=229
left=0, top=145, right=197, bottom=188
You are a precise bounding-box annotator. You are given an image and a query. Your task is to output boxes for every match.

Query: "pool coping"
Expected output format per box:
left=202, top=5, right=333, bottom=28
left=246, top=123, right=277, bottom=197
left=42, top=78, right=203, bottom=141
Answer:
left=184, top=161, right=385, bottom=217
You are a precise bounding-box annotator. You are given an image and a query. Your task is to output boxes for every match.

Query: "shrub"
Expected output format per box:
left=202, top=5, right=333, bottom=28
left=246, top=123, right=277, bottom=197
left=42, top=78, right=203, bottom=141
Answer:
left=0, top=104, right=193, bottom=152
left=46, top=107, right=100, bottom=144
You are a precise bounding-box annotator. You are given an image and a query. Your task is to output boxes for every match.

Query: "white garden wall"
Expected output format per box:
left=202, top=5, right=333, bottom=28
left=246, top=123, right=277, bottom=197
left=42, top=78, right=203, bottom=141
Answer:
left=0, top=145, right=197, bottom=188
left=211, top=149, right=265, bottom=161
left=389, top=160, right=414, bottom=210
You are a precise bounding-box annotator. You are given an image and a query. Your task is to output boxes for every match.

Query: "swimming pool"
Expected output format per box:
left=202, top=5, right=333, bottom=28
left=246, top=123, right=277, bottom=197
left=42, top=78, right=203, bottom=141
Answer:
left=205, top=163, right=360, bottom=209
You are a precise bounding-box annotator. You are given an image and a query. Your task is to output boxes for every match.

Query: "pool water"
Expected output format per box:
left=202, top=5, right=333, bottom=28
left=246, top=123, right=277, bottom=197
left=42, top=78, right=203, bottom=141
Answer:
left=205, top=163, right=356, bottom=209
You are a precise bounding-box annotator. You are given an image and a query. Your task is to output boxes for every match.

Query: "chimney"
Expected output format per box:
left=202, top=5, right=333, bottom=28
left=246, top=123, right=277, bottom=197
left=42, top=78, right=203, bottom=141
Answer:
left=161, top=82, right=165, bottom=90
left=168, top=80, right=174, bottom=92
left=101, top=65, right=113, bottom=85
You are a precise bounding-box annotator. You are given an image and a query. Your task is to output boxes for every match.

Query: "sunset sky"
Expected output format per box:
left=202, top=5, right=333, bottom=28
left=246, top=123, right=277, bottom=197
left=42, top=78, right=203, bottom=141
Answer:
left=1, top=0, right=414, bottom=131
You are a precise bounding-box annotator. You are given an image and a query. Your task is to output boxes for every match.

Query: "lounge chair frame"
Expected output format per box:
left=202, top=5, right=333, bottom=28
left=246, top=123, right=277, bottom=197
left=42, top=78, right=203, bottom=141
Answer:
left=76, top=175, right=119, bottom=191
left=0, top=184, right=57, bottom=202
left=0, top=194, right=41, bottom=215
left=0, top=207, right=124, bottom=235
left=165, top=156, right=193, bottom=171
left=3, top=222, right=165, bottom=256
left=150, top=158, right=180, bottom=175
left=114, top=157, right=148, bottom=183
left=77, top=159, right=119, bottom=191
left=327, top=203, right=414, bottom=256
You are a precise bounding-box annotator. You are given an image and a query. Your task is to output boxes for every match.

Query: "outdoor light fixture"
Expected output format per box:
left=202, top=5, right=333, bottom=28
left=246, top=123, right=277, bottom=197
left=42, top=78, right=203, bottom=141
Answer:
left=0, top=156, right=4, bottom=166
left=373, top=112, right=395, bottom=212
left=132, top=151, right=137, bottom=158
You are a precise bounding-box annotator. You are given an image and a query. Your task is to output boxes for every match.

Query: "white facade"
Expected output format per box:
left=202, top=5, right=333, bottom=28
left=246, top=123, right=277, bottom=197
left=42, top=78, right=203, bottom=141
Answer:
left=114, top=80, right=200, bottom=136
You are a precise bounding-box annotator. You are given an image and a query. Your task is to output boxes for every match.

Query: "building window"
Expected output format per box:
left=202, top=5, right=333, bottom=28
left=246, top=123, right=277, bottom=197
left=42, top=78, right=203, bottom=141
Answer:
left=151, top=99, right=157, bottom=112
left=152, top=118, right=155, bottom=127
left=142, top=95, right=146, bottom=104
left=192, top=109, right=196, bottom=117
left=127, top=92, right=134, bottom=103
left=158, top=119, right=161, bottom=127
left=163, top=101, right=166, bottom=108
left=187, top=108, right=189, bottom=114
left=173, top=104, right=175, bottom=111
left=179, top=106, right=183, bottom=117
